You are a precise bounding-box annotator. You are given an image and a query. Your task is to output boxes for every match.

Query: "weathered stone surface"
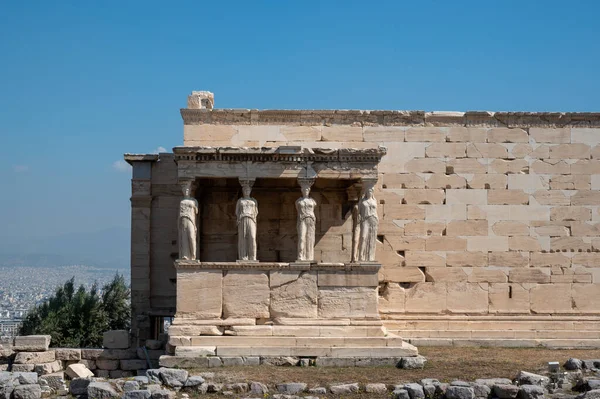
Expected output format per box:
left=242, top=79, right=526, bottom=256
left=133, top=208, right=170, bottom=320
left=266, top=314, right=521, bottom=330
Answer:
left=65, top=363, right=94, bottom=379
left=493, top=384, right=520, bottom=399
left=276, top=383, right=307, bottom=394
left=223, top=271, right=270, bottom=318
left=120, top=359, right=148, bottom=371
left=87, top=381, right=119, bottom=399
left=177, top=270, right=222, bottom=318
left=14, top=351, right=55, bottom=365
left=400, top=355, right=427, bottom=369
left=518, top=385, right=545, bottom=399
left=12, top=384, right=41, bottom=399
left=69, top=378, right=92, bottom=395
left=366, top=383, right=388, bottom=393
left=13, top=336, right=51, bottom=352
left=330, top=383, right=360, bottom=395
left=96, top=359, right=120, bottom=370
left=159, top=368, right=189, bottom=388
left=565, top=358, right=584, bottom=370
left=54, top=348, right=81, bottom=361
left=515, top=371, right=549, bottom=386
left=270, top=271, right=318, bottom=318
left=318, top=287, right=378, bottom=318
left=123, top=390, right=151, bottom=399
left=446, top=386, right=475, bottom=399
left=103, top=330, right=129, bottom=349
left=33, top=361, right=62, bottom=375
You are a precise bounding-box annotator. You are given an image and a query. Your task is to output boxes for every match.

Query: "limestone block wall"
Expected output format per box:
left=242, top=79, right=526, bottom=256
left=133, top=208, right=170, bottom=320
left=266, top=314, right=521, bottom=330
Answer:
left=181, top=111, right=600, bottom=336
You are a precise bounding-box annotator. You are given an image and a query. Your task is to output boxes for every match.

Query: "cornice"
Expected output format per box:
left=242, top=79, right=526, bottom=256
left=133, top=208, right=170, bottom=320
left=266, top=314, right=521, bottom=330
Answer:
left=180, top=108, right=600, bottom=128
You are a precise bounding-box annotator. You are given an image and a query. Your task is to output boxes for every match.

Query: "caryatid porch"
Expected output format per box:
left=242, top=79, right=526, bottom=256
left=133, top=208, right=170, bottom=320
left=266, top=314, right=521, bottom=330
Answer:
left=165, top=145, right=419, bottom=363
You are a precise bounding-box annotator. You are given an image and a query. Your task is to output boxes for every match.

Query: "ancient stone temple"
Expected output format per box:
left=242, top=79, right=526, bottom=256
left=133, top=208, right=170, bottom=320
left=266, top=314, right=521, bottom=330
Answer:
left=126, top=91, right=600, bottom=356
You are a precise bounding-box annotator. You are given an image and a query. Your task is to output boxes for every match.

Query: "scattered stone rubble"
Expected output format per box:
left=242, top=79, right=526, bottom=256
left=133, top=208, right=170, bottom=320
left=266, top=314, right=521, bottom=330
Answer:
left=1, top=354, right=600, bottom=398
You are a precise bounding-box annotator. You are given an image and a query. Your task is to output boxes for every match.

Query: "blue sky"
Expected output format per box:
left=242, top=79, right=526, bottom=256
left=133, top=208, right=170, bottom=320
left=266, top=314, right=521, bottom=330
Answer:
left=0, top=0, right=599, bottom=248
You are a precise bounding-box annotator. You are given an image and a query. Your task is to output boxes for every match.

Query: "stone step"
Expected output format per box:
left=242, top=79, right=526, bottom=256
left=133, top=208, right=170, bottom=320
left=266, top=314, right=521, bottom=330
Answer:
left=215, top=342, right=418, bottom=357
left=396, top=329, right=600, bottom=339
left=408, top=338, right=600, bottom=349
left=173, top=336, right=406, bottom=347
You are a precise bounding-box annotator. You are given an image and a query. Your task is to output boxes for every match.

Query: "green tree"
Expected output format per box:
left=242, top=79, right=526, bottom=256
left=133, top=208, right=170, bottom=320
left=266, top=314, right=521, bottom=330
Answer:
left=19, top=273, right=130, bottom=348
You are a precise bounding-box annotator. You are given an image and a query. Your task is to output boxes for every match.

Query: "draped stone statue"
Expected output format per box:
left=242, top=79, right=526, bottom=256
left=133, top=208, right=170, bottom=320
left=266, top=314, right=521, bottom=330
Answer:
left=296, top=179, right=316, bottom=262
left=236, top=179, right=258, bottom=261
left=178, top=181, right=198, bottom=260
left=357, top=181, right=378, bottom=262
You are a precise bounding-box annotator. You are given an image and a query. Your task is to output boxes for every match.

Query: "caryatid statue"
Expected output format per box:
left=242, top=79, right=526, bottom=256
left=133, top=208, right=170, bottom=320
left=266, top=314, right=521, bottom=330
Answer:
left=178, top=181, right=199, bottom=260
left=296, top=178, right=317, bottom=262
left=236, top=179, right=258, bottom=261
left=357, top=179, right=379, bottom=262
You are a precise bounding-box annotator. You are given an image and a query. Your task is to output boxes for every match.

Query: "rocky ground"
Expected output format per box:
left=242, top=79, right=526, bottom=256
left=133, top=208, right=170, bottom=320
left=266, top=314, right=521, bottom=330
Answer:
left=2, top=355, right=600, bottom=399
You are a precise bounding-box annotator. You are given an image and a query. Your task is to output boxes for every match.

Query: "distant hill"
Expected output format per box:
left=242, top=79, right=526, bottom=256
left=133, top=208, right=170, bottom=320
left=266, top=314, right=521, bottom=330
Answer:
left=0, top=226, right=129, bottom=269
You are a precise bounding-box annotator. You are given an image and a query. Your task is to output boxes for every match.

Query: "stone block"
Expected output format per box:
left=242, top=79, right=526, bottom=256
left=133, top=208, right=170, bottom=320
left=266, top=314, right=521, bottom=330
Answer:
left=405, top=127, right=446, bottom=142
left=447, top=127, right=487, bottom=142
left=382, top=173, right=425, bottom=189
left=446, top=252, right=488, bottom=267
left=448, top=158, right=487, bottom=174
left=318, top=287, right=378, bottom=318
left=54, top=349, right=81, bottom=361
left=34, top=360, right=62, bottom=375
left=468, top=268, right=508, bottom=283
left=509, top=269, right=550, bottom=283
left=425, top=174, right=467, bottom=189
left=405, top=282, right=447, bottom=313
left=468, top=205, right=510, bottom=220
left=11, top=364, right=35, bottom=372
left=488, top=128, right=528, bottom=143
left=572, top=160, right=600, bottom=174
left=379, top=142, right=426, bottom=173
left=80, top=349, right=103, bottom=360
left=489, top=283, right=530, bottom=314
left=270, top=271, right=318, bottom=318
left=446, top=220, right=488, bottom=236
left=531, top=159, right=570, bottom=175
left=424, top=204, right=467, bottom=221
left=551, top=206, right=591, bottom=221
left=530, top=283, right=572, bottom=313
left=403, top=221, right=446, bottom=236
left=13, top=336, right=51, bottom=352
left=509, top=237, right=542, bottom=252
left=489, top=159, right=529, bottom=174
left=321, top=126, right=364, bottom=142
left=572, top=191, right=600, bottom=205
left=551, top=237, right=591, bottom=251
left=530, top=252, right=570, bottom=267
left=280, top=125, right=322, bottom=141
left=363, top=126, right=405, bottom=141
left=426, top=143, right=466, bottom=158
left=425, top=268, right=466, bottom=282
left=446, top=189, right=488, bottom=205
left=534, top=224, right=570, bottom=236
left=405, top=251, right=446, bottom=267
left=65, top=363, right=94, bottom=379
left=572, top=284, right=600, bottom=313
left=509, top=205, right=550, bottom=221
left=223, top=271, right=270, bottom=318
left=550, top=144, right=591, bottom=159
left=492, top=221, right=530, bottom=236
left=571, top=222, right=600, bottom=236
left=384, top=204, right=425, bottom=220
left=467, top=143, right=508, bottom=158
left=405, top=158, right=446, bottom=173
left=14, top=351, right=55, bottom=365
left=318, top=270, right=378, bottom=287
left=176, top=270, right=222, bottom=318
left=467, top=237, right=509, bottom=252
left=572, top=128, right=600, bottom=146
left=572, top=253, right=600, bottom=267
left=426, top=237, right=467, bottom=251
left=103, top=330, right=129, bottom=349
left=508, top=175, right=549, bottom=190
left=97, top=348, right=137, bottom=360
left=380, top=266, right=425, bottom=283
left=467, top=174, right=507, bottom=189
left=96, top=359, right=119, bottom=370
left=488, top=252, right=529, bottom=268
left=403, top=189, right=445, bottom=205
left=379, top=283, right=405, bottom=313
left=553, top=175, right=592, bottom=191
left=488, top=190, right=529, bottom=205
left=447, top=282, right=488, bottom=313
left=530, top=127, right=570, bottom=143
left=120, top=359, right=148, bottom=371
left=167, top=325, right=222, bottom=336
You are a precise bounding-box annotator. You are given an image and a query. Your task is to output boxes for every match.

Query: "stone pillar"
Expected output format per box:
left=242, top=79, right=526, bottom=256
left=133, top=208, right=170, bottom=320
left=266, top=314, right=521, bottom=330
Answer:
left=129, top=162, right=153, bottom=346
left=236, top=178, right=258, bottom=262
left=296, top=178, right=316, bottom=262
left=357, top=177, right=379, bottom=263
left=178, top=179, right=199, bottom=261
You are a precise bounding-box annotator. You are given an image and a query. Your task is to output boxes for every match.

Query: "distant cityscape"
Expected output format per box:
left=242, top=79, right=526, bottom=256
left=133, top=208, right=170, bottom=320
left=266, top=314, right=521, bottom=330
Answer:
left=0, top=265, right=128, bottom=338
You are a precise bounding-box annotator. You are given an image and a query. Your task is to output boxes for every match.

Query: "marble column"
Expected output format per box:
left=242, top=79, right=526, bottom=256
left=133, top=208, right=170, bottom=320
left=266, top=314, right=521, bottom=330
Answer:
left=178, top=180, right=199, bottom=260
left=296, top=178, right=317, bottom=262
left=357, top=178, right=379, bottom=262
left=236, top=178, right=258, bottom=261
